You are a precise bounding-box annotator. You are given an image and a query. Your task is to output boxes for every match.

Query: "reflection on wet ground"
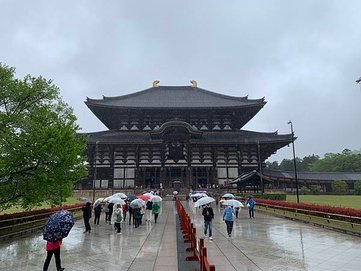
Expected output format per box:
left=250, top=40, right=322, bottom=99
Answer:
left=1, top=201, right=360, bottom=271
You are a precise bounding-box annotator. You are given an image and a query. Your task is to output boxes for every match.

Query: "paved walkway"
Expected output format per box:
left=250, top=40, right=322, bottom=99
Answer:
left=1, top=201, right=361, bottom=271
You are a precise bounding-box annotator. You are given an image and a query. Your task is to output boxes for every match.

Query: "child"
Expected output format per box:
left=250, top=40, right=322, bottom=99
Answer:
left=43, top=239, right=65, bottom=271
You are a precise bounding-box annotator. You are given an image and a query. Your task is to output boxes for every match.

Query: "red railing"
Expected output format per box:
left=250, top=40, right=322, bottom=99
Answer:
left=176, top=199, right=216, bottom=270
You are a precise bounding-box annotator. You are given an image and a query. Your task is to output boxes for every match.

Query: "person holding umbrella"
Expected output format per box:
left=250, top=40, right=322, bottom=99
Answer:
left=152, top=202, right=161, bottom=223
left=111, top=203, right=123, bottom=234
left=223, top=205, right=235, bottom=238
left=202, top=203, right=214, bottom=240
left=42, top=210, right=74, bottom=271
left=82, top=202, right=92, bottom=233
left=43, top=239, right=64, bottom=271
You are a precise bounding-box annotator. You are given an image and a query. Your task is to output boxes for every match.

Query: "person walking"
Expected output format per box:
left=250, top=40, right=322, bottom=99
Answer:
left=146, top=200, right=153, bottom=222
left=108, top=202, right=114, bottom=225
left=246, top=196, right=256, bottom=218
left=152, top=202, right=161, bottom=223
left=128, top=205, right=134, bottom=225
left=133, top=207, right=141, bottom=228
left=202, top=204, right=214, bottom=240
left=43, top=239, right=65, bottom=271
left=94, top=204, right=101, bottom=225
left=104, top=202, right=109, bottom=222
left=234, top=207, right=240, bottom=219
left=112, top=204, right=123, bottom=234
left=82, top=202, right=92, bottom=233
left=223, top=205, right=235, bottom=238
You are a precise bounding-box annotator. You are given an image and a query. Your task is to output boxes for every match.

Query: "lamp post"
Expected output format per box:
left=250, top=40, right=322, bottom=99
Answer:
left=92, top=141, right=99, bottom=203
left=288, top=121, right=299, bottom=203
left=257, top=141, right=264, bottom=194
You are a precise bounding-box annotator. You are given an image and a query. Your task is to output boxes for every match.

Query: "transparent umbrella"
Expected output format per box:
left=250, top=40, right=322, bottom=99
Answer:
left=151, top=195, right=162, bottom=203
left=223, top=199, right=244, bottom=208
left=194, top=196, right=215, bottom=207
left=130, top=199, right=146, bottom=208
left=222, top=193, right=235, bottom=198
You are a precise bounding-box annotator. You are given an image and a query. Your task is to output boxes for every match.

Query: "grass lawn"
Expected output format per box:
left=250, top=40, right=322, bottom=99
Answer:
left=287, top=195, right=361, bottom=210
left=0, top=197, right=82, bottom=215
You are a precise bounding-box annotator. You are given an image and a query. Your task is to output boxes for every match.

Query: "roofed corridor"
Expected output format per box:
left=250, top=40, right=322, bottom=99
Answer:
left=1, top=201, right=360, bottom=271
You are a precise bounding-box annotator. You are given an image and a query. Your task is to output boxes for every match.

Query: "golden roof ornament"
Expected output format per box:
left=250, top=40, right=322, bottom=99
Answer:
left=153, top=80, right=160, bottom=87
left=190, top=80, right=197, bottom=88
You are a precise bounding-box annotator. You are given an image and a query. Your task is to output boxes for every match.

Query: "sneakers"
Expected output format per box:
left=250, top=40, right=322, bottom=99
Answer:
left=209, top=236, right=213, bottom=240
left=58, top=268, right=65, bottom=271
left=117, top=232, right=122, bottom=235
left=228, top=234, right=231, bottom=238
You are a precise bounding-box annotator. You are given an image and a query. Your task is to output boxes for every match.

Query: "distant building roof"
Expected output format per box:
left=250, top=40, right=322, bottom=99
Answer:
left=262, top=168, right=361, bottom=181
left=86, top=85, right=265, bottom=109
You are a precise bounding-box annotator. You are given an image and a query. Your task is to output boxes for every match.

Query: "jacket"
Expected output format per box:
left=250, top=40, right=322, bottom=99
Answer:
left=223, top=206, right=235, bottom=221
left=202, top=206, right=214, bottom=221
left=46, top=240, right=62, bottom=251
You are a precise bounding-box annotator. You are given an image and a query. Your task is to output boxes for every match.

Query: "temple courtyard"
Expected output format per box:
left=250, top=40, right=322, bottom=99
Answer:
left=0, top=201, right=360, bottom=271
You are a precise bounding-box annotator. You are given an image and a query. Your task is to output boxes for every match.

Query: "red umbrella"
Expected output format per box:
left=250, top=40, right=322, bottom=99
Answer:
left=137, top=195, right=151, bottom=201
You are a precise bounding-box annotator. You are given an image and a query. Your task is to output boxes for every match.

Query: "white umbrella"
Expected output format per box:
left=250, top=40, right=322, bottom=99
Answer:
left=222, top=193, right=235, bottom=198
left=223, top=199, right=244, bottom=208
left=130, top=198, right=146, bottom=208
left=114, top=192, right=127, bottom=199
left=190, top=192, right=207, bottom=198
left=109, top=197, right=125, bottom=205
left=151, top=195, right=162, bottom=203
left=143, top=192, right=154, bottom=199
left=94, top=198, right=104, bottom=207
left=194, top=196, right=215, bottom=207
left=173, top=191, right=178, bottom=195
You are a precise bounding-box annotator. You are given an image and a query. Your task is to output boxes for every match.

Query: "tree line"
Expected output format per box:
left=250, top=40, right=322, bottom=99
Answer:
left=266, top=149, right=361, bottom=172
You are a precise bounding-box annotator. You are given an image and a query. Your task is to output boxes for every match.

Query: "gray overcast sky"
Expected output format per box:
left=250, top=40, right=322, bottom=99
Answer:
left=1, top=0, right=360, bottom=162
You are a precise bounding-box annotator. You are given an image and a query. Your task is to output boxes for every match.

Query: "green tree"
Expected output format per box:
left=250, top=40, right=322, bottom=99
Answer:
left=331, top=180, right=348, bottom=194
left=310, top=184, right=321, bottom=195
left=0, top=64, right=87, bottom=210
left=311, top=150, right=361, bottom=172
left=354, top=180, right=361, bottom=195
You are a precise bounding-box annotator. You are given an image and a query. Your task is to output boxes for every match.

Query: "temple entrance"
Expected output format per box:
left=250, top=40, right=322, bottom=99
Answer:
left=144, top=167, right=160, bottom=189
left=192, top=167, right=209, bottom=188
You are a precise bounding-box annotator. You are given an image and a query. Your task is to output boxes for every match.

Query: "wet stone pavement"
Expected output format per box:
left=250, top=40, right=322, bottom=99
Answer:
left=0, top=201, right=361, bottom=271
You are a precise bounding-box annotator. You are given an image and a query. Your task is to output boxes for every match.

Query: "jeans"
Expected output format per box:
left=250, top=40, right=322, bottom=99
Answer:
left=225, top=220, right=233, bottom=235
left=248, top=207, right=254, bottom=218
left=204, top=220, right=212, bottom=237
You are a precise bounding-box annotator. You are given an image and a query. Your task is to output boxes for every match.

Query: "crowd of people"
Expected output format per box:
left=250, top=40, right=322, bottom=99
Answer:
left=199, top=195, right=256, bottom=239
left=81, top=196, right=162, bottom=235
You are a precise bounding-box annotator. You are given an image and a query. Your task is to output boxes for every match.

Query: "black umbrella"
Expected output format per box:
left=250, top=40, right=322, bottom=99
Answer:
left=43, top=210, right=75, bottom=243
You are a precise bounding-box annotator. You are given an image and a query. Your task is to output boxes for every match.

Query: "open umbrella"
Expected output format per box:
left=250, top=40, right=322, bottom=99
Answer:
left=109, top=197, right=125, bottom=205
left=114, top=192, right=127, bottom=199
left=173, top=191, right=178, bottom=195
left=190, top=192, right=207, bottom=198
left=222, top=193, right=235, bottom=198
left=143, top=192, right=154, bottom=198
left=137, top=195, right=151, bottom=201
left=94, top=198, right=104, bottom=207
left=223, top=199, right=244, bottom=208
left=43, top=210, right=75, bottom=243
left=194, top=196, right=215, bottom=207
left=127, top=194, right=137, bottom=201
left=151, top=195, right=162, bottom=203
left=130, top=199, right=146, bottom=208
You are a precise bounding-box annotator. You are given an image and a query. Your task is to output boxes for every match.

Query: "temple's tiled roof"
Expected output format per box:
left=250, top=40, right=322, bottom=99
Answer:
left=82, top=129, right=291, bottom=144
left=86, top=86, right=265, bottom=108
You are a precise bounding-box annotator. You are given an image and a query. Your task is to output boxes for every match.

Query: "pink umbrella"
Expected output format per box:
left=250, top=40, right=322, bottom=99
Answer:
left=137, top=195, right=151, bottom=201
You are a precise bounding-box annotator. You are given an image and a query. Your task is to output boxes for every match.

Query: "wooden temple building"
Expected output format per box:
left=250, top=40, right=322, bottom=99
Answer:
left=78, top=82, right=293, bottom=191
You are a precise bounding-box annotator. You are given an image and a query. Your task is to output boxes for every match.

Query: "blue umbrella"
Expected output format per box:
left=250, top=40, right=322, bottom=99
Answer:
left=43, top=210, right=75, bottom=242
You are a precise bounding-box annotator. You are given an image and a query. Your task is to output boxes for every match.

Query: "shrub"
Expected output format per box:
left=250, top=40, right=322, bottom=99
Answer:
left=310, top=185, right=321, bottom=195
left=300, top=186, right=310, bottom=195
left=354, top=180, right=361, bottom=195
left=332, top=180, right=348, bottom=194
